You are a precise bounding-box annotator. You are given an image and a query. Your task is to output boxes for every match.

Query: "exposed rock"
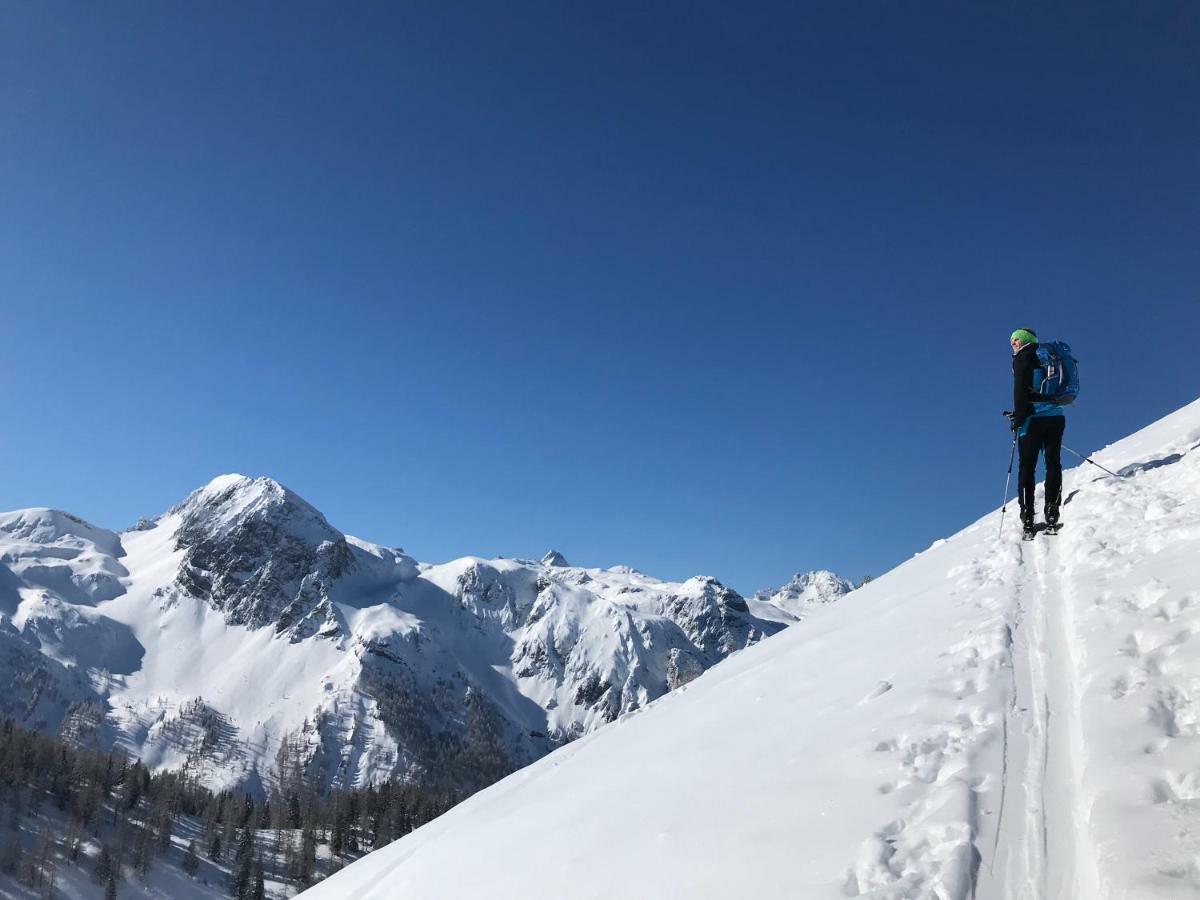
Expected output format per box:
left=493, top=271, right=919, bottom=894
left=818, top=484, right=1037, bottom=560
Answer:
left=667, top=648, right=705, bottom=690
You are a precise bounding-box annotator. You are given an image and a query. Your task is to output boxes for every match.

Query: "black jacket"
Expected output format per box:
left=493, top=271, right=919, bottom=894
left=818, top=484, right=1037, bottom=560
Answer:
left=1012, top=343, right=1040, bottom=428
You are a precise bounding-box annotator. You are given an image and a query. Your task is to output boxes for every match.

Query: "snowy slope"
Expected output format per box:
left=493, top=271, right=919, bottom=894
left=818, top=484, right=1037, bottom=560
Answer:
left=0, top=478, right=830, bottom=798
left=303, top=398, right=1200, bottom=900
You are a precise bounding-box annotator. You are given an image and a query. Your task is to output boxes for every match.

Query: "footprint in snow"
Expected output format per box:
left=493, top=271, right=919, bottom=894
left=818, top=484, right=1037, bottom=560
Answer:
left=1159, top=859, right=1200, bottom=889
left=1154, top=594, right=1195, bottom=622
left=1120, top=631, right=1145, bottom=658
left=860, top=680, right=893, bottom=703
left=1111, top=672, right=1146, bottom=700
left=1123, top=578, right=1171, bottom=613
left=1149, top=687, right=1199, bottom=739
left=1153, top=770, right=1200, bottom=803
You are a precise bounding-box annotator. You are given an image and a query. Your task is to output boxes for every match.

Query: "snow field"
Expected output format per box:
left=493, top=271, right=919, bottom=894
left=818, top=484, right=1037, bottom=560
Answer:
left=303, top=399, right=1200, bottom=899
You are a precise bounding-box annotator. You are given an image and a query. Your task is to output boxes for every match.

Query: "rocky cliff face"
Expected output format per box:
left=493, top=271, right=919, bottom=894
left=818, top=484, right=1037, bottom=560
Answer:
left=511, top=570, right=784, bottom=735
left=168, top=475, right=417, bottom=640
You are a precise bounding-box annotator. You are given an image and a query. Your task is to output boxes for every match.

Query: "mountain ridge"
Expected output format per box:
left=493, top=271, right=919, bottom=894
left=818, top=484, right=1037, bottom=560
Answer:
left=0, top=474, right=848, bottom=801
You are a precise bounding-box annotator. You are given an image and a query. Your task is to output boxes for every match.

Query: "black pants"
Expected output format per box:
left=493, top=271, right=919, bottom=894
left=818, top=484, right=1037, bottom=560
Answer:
left=1018, top=415, right=1065, bottom=520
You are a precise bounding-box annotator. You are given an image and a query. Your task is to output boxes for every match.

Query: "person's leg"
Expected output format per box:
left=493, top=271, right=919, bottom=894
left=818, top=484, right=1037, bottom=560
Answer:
left=1043, top=416, right=1066, bottom=523
left=1017, top=424, right=1041, bottom=525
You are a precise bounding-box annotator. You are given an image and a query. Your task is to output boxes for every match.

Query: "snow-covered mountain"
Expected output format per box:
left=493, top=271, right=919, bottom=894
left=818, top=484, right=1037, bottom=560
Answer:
left=0, top=476, right=834, bottom=798
left=753, top=569, right=854, bottom=617
left=303, top=398, right=1200, bottom=899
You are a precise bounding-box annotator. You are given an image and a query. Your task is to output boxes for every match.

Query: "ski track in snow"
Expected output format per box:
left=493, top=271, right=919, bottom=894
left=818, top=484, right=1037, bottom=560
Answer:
left=302, top=401, right=1200, bottom=900
left=862, top=411, right=1200, bottom=900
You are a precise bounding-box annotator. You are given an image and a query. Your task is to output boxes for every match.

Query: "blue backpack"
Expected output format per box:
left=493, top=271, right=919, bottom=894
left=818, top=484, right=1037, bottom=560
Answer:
left=1034, top=340, right=1080, bottom=405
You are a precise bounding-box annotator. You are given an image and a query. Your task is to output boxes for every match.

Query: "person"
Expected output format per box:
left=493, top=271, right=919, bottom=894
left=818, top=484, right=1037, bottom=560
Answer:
left=1009, top=328, right=1066, bottom=536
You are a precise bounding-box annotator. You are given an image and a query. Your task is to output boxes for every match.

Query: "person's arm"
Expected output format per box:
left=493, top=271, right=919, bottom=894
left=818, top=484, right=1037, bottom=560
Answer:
left=1012, top=350, right=1035, bottom=429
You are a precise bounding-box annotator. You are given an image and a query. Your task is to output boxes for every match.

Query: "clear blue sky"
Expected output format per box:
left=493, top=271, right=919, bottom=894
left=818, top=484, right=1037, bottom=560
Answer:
left=2, top=2, right=1197, bottom=595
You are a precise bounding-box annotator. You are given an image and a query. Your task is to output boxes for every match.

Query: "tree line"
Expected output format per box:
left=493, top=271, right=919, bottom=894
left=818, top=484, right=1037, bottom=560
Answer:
left=0, top=718, right=460, bottom=898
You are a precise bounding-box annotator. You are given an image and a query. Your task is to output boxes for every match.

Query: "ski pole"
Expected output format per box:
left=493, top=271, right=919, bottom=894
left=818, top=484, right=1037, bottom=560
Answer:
left=1062, top=444, right=1123, bottom=478
left=998, top=434, right=1017, bottom=539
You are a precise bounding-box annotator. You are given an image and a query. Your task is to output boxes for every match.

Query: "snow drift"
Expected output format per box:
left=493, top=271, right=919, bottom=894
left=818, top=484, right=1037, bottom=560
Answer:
left=303, top=399, right=1200, bottom=899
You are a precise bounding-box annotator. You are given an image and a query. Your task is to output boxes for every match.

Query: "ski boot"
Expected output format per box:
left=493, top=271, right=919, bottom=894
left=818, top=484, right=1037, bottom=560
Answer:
left=1021, top=510, right=1037, bottom=541
left=1044, top=505, right=1061, bottom=535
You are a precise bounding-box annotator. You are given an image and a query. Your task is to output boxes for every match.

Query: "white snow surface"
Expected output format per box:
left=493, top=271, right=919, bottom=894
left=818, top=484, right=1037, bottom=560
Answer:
left=303, top=398, right=1200, bottom=900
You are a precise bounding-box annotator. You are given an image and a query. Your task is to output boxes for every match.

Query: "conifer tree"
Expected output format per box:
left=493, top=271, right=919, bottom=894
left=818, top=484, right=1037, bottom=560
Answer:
left=252, top=856, right=266, bottom=900
left=230, top=827, right=254, bottom=898
left=33, top=825, right=52, bottom=889
left=155, top=805, right=173, bottom=852
left=8, top=788, right=23, bottom=830
left=298, top=826, right=317, bottom=884
left=232, top=848, right=253, bottom=899
left=182, top=840, right=200, bottom=877
left=65, top=815, right=83, bottom=862
left=0, top=837, right=22, bottom=876
left=134, top=823, right=153, bottom=880
left=92, top=843, right=112, bottom=885
left=41, top=856, right=56, bottom=900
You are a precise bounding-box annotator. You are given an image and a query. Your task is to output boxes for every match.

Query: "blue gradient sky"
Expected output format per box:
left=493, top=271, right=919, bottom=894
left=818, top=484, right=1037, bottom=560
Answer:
left=2, top=2, right=1197, bottom=595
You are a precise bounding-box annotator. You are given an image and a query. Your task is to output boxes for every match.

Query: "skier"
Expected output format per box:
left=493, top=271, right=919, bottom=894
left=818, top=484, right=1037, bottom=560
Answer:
left=1008, top=328, right=1066, bottom=538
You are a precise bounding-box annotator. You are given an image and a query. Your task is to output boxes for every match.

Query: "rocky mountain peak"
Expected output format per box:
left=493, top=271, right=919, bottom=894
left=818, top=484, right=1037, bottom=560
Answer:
left=173, top=474, right=339, bottom=546
left=167, top=475, right=360, bottom=637
left=754, top=569, right=854, bottom=617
